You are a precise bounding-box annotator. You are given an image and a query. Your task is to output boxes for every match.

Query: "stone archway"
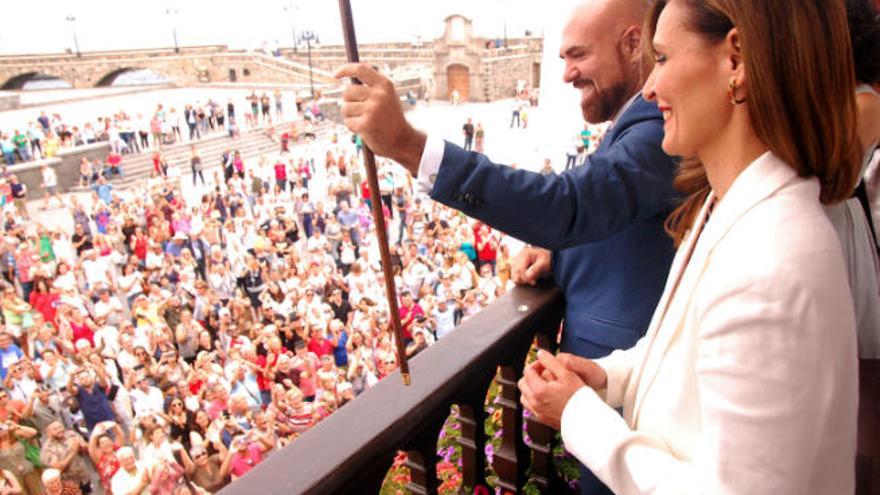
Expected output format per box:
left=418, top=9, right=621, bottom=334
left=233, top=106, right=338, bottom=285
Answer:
left=1, top=72, right=71, bottom=90
left=446, top=64, right=470, bottom=102
left=95, top=67, right=170, bottom=87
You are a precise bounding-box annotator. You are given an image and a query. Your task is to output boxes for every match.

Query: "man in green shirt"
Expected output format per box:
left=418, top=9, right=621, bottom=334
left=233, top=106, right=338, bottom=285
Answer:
left=39, top=230, right=56, bottom=263
left=12, top=131, right=30, bottom=162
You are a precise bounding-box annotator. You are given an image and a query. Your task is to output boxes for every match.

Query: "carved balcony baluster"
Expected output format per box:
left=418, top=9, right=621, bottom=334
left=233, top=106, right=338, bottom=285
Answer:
left=406, top=432, right=440, bottom=495
left=458, top=401, right=488, bottom=491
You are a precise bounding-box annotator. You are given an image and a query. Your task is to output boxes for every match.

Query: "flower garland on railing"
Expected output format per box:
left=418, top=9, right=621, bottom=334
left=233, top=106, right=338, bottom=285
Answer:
left=380, top=351, right=582, bottom=494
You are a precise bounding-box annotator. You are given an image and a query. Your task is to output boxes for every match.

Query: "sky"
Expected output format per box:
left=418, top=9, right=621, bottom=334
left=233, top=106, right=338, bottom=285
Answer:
left=2, top=0, right=547, bottom=55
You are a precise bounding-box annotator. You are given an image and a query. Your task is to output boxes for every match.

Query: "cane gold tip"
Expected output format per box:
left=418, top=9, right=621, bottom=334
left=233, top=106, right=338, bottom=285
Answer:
left=402, top=373, right=411, bottom=386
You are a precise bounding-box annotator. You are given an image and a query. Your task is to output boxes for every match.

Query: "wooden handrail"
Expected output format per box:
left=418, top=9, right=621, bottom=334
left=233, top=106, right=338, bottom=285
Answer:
left=220, top=283, right=564, bottom=495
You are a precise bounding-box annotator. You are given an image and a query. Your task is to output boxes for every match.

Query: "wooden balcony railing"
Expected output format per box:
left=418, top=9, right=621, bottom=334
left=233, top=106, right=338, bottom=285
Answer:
left=220, top=283, right=567, bottom=495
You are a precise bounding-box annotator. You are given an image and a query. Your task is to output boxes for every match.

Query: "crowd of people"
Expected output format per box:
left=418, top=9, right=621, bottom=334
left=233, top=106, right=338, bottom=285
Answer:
left=3, top=1, right=876, bottom=494
left=0, top=108, right=518, bottom=494
left=0, top=89, right=322, bottom=168
left=335, top=0, right=880, bottom=493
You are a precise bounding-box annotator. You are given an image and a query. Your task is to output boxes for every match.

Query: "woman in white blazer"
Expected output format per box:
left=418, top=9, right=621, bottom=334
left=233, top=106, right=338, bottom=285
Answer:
left=519, top=0, right=863, bottom=493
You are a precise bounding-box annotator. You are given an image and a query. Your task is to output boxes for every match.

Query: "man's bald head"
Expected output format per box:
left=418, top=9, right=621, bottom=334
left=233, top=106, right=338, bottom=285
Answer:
left=566, top=0, right=651, bottom=36
left=560, top=0, right=650, bottom=122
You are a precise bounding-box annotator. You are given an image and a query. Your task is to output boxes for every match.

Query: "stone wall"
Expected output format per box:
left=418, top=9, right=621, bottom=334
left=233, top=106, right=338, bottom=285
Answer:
left=282, top=35, right=542, bottom=103
left=10, top=158, right=61, bottom=198
left=8, top=141, right=109, bottom=196
left=321, top=76, right=422, bottom=125
left=0, top=51, right=331, bottom=90
left=0, top=93, right=20, bottom=111
left=0, top=26, right=542, bottom=100
left=480, top=53, right=541, bottom=101
left=55, top=142, right=112, bottom=190
left=284, top=47, right=435, bottom=74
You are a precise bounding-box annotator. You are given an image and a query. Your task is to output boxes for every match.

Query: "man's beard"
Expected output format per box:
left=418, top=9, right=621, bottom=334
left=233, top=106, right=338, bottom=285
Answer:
left=580, top=78, right=634, bottom=124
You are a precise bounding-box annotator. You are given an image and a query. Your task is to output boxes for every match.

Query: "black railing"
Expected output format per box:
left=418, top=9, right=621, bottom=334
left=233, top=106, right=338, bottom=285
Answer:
left=220, top=283, right=567, bottom=494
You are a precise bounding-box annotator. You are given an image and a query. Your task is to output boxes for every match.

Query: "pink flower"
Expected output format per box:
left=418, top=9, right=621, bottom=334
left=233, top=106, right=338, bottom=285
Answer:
left=392, top=451, right=408, bottom=466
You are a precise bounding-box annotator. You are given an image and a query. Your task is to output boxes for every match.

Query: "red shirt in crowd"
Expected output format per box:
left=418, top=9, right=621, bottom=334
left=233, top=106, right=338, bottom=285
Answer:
left=29, top=291, right=59, bottom=324
left=70, top=320, right=95, bottom=347
left=133, top=235, right=148, bottom=261
left=477, top=236, right=497, bottom=262
left=307, top=336, right=333, bottom=358
left=274, top=162, right=287, bottom=181
left=399, top=302, right=424, bottom=341
left=360, top=180, right=370, bottom=201
left=474, top=223, right=498, bottom=262
left=253, top=354, right=272, bottom=392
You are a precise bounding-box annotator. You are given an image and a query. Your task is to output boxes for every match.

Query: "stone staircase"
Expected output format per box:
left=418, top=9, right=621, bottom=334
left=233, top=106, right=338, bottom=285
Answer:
left=71, top=120, right=338, bottom=192
left=250, top=53, right=336, bottom=84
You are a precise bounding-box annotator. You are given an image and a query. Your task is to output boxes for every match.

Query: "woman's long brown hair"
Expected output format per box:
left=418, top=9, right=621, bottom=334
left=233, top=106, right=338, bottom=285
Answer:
left=645, top=0, right=862, bottom=246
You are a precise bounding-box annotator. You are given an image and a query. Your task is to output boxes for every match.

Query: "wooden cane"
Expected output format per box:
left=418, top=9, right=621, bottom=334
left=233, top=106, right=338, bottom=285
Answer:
left=337, top=0, right=411, bottom=386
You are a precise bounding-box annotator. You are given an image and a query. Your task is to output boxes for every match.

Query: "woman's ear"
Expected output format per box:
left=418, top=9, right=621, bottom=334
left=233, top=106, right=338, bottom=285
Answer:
left=723, top=28, right=748, bottom=103
left=726, top=28, right=745, bottom=78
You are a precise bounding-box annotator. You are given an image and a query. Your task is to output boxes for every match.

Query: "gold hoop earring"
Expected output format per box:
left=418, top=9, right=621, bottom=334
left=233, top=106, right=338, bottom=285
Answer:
left=728, top=79, right=746, bottom=105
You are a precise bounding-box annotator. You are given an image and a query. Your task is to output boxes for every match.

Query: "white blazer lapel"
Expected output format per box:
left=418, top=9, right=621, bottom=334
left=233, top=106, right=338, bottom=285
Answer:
left=629, top=193, right=715, bottom=423
left=630, top=152, right=800, bottom=424
left=692, top=152, right=798, bottom=257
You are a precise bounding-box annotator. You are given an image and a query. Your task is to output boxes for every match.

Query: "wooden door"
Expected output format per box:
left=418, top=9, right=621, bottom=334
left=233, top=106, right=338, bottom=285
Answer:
left=447, top=64, right=470, bottom=102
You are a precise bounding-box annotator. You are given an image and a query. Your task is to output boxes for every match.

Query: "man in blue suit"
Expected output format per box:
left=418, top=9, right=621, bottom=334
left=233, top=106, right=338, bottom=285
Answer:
left=338, top=0, right=677, bottom=492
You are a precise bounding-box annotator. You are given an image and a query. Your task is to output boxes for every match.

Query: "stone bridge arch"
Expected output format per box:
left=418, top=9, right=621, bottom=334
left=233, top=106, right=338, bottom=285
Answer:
left=2, top=72, right=71, bottom=90
left=95, top=67, right=171, bottom=87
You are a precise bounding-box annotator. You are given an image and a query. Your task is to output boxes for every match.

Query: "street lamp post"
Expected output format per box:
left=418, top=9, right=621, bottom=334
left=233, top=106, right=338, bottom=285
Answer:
left=283, top=3, right=300, bottom=54
left=165, top=8, right=180, bottom=53
left=300, top=30, right=317, bottom=99
left=65, top=15, right=81, bottom=57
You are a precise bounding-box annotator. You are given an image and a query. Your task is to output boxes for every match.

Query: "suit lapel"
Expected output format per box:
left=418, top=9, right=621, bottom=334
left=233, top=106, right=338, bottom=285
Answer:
left=598, top=96, right=660, bottom=152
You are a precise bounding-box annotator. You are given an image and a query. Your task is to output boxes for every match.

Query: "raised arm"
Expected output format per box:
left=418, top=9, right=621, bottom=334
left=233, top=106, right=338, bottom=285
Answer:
left=336, top=64, right=676, bottom=250
left=219, top=447, right=234, bottom=478
left=10, top=423, right=38, bottom=440
left=92, top=364, right=109, bottom=389
left=87, top=427, right=103, bottom=464
left=0, top=469, right=22, bottom=495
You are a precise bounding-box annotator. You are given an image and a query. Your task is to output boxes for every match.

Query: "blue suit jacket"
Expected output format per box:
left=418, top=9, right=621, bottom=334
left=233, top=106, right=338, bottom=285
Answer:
left=430, top=96, right=678, bottom=358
